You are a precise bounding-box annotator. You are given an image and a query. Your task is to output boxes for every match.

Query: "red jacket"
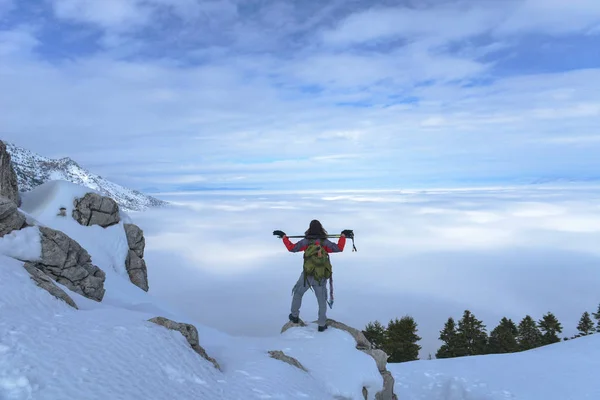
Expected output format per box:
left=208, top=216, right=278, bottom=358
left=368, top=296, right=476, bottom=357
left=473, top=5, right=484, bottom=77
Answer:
left=283, top=235, right=346, bottom=253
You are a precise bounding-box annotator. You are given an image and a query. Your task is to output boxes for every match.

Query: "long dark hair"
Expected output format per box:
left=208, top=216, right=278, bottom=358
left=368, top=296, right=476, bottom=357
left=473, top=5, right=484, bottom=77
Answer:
left=305, top=219, right=327, bottom=240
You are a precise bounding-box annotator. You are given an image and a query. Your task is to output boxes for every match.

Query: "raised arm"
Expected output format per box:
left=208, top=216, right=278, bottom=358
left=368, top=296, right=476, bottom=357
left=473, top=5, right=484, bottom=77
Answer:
left=323, top=235, right=346, bottom=253
left=283, top=236, right=309, bottom=252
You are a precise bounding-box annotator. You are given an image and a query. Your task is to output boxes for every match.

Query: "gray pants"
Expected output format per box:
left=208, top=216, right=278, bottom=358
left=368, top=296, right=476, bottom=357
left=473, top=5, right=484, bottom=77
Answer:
left=290, top=272, right=328, bottom=327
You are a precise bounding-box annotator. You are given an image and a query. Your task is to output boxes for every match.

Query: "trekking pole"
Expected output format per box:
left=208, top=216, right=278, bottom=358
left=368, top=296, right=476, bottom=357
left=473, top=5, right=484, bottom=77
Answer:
left=273, top=230, right=357, bottom=251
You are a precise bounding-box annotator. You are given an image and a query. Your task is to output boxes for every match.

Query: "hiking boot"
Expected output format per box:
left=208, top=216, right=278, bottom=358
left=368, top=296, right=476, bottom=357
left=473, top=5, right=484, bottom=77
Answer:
left=289, top=313, right=300, bottom=324
left=318, top=325, right=328, bottom=332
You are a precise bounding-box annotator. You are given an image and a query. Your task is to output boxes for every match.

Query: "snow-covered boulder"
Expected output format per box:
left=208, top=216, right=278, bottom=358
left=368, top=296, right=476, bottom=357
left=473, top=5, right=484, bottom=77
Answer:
left=124, top=223, right=149, bottom=291
left=29, top=226, right=106, bottom=302
left=23, top=262, right=78, bottom=309
left=0, top=141, right=20, bottom=206
left=282, top=318, right=398, bottom=400
left=149, top=317, right=221, bottom=371
left=0, top=196, right=27, bottom=237
left=323, top=319, right=397, bottom=400
left=73, top=192, right=120, bottom=227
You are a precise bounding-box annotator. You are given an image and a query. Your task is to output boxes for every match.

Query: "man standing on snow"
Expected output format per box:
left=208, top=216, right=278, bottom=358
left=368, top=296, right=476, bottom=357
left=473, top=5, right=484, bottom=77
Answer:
left=274, top=220, right=348, bottom=332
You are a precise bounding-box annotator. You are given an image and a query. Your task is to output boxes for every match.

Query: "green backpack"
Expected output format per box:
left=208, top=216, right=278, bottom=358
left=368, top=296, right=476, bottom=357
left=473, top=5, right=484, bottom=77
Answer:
left=303, top=239, right=332, bottom=283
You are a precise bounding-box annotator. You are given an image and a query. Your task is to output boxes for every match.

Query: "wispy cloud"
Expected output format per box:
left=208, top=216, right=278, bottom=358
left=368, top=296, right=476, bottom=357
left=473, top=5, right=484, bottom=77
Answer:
left=1, top=0, right=599, bottom=190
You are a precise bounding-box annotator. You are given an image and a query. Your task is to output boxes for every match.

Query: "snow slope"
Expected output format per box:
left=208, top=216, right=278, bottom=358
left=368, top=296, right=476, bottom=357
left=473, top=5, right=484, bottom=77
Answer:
left=5, top=142, right=168, bottom=212
left=0, top=181, right=383, bottom=400
left=390, top=335, right=600, bottom=400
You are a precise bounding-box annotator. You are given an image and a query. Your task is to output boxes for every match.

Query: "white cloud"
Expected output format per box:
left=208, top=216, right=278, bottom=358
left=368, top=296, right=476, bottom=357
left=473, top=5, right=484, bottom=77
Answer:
left=320, top=4, right=502, bottom=47
left=0, top=26, right=39, bottom=57
left=496, top=0, right=600, bottom=36
left=0, top=0, right=13, bottom=17
left=50, top=0, right=151, bottom=31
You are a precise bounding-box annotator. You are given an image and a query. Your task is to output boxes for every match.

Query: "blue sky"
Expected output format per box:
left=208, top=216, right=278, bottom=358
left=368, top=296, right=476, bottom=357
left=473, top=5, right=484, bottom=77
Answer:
left=1, top=0, right=600, bottom=191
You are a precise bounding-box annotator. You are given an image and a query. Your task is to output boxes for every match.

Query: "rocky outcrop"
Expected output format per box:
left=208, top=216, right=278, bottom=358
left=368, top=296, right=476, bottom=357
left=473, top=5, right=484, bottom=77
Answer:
left=124, top=223, right=148, bottom=291
left=23, top=262, right=78, bottom=309
left=72, top=193, right=120, bottom=227
left=268, top=350, right=307, bottom=372
left=0, top=196, right=27, bottom=237
left=28, top=226, right=106, bottom=302
left=0, top=141, right=20, bottom=206
left=325, top=319, right=372, bottom=350
left=281, top=318, right=307, bottom=333
left=149, top=317, right=220, bottom=371
left=326, top=319, right=397, bottom=400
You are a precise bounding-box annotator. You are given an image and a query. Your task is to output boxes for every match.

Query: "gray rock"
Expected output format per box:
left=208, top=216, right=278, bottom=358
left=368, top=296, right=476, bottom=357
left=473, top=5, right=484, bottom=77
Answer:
left=149, top=317, right=220, bottom=371
left=125, top=250, right=149, bottom=291
left=124, top=223, right=145, bottom=258
left=35, top=226, right=106, bottom=301
left=268, top=350, right=308, bottom=372
left=0, top=196, right=27, bottom=237
left=281, top=318, right=307, bottom=333
left=375, top=371, right=397, bottom=400
left=325, top=319, right=372, bottom=350
left=72, top=193, right=120, bottom=227
left=23, top=262, right=78, bottom=309
left=366, top=349, right=389, bottom=372
left=0, top=141, right=20, bottom=206
left=123, top=223, right=149, bottom=291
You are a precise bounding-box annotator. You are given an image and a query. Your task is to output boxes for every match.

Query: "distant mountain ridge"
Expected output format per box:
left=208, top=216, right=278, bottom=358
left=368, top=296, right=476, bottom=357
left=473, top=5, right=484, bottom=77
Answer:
left=5, top=142, right=168, bottom=212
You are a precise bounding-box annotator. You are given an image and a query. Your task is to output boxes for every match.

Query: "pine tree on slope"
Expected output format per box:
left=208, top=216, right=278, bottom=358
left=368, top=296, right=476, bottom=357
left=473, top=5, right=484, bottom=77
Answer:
left=538, top=312, right=563, bottom=345
left=435, top=317, right=457, bottom=359
left=592, top=303, right=600, bottom=333
left=384, top=316, right=422, bottom=363
left=577, top=311, right=595, bottom=336
left=363, top=320, right=386, bottom=350
left=488, top=317, right=519, bottom=354
left=517, top=315, right=542, bottom=351
left=454, top=310, right=488, bottom=357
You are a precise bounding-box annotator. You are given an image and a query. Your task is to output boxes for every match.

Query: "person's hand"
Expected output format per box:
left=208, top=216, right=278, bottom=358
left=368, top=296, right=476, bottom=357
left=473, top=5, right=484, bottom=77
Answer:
left=273, top=230, right=286, bottom=238
left=341, top=229, right=354, bottom=238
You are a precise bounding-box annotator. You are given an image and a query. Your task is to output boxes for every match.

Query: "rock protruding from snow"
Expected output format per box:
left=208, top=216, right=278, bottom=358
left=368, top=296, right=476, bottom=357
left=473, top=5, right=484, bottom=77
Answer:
left=0, top=197, right=27, bottom=237
left=325, top=319, right=372, bottom=351
left=268, top=350, right=308, bottom=372
left=73, top=193, right=120, bottom=228
left=23, top=262, right=79, bottom=309
left=149, top=317, right=221, bottom=371
left=325, top=319, right=397, bottom=400
left=124, top=223, right=148, bottom=291
left=31, top=226, right=106, bottom=301
left=281, top=318, right=307, bottom=333
left=0, top=141, right=20, bottom=206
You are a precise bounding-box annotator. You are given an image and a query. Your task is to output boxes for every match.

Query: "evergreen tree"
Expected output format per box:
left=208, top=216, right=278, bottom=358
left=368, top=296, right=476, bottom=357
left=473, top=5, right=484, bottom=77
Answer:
left=384, top=316, right=422, bottom=363
left=454, top=310, right=488, bottom=356
left=592, top=303, right=600, bottom=333
left=435, top=317, right=457, bottom=359
left=577, top=311, right=595, bottom=336
left=537, top=312, right=563, bottom=345
left=517, top=315, right=542, bottom=350
left=363, top=320, right=387, bottom=350
left=488, top=317, right=519, bottom=354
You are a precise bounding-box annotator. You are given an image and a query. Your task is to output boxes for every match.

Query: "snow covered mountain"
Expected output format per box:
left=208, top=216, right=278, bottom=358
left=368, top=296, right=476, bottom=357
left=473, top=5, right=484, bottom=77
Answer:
left=5, top=142, right=167, bottom=212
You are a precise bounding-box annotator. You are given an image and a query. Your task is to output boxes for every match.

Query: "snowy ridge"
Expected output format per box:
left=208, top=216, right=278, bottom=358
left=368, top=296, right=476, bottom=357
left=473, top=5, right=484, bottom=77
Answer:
left=5, top=142, right=168, bottom=212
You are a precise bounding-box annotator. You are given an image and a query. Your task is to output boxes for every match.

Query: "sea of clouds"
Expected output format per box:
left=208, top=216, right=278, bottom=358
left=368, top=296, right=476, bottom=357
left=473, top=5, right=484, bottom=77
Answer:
left=133, top=185, right=600, bottom=357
